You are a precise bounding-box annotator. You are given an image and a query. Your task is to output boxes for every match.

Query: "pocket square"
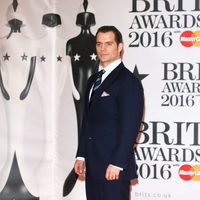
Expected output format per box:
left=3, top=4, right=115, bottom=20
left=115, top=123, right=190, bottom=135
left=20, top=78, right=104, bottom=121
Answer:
left=101, top=91, right=110, bottom=97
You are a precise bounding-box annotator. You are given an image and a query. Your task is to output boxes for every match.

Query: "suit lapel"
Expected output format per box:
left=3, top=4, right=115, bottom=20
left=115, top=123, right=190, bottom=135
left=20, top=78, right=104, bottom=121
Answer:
left=86, top=73, right=99, bottom=108
left=90, top=63, right=124, bottom=103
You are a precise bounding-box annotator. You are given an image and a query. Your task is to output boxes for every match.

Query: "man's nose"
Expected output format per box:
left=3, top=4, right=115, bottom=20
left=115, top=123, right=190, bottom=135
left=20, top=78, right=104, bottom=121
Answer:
left=100, top=44, right=105, bottom=51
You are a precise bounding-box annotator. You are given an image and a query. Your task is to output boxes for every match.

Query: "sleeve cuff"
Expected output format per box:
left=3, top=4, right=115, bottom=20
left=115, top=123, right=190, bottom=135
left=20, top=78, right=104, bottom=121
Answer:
left=76, top=157, right=85, bottom=161
left=110, top=164, right=123, bottom=171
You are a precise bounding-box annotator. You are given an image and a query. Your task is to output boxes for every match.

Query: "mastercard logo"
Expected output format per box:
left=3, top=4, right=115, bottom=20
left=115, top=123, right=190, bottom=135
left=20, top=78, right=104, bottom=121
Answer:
left=180, top=30, right=200, bottom=47
left=179, top=164, right=200, bottom=181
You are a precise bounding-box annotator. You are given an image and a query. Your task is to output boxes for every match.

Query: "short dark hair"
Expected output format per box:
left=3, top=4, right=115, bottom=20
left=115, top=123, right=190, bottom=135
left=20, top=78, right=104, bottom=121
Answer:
left=96, top=26, right=123, bottom=45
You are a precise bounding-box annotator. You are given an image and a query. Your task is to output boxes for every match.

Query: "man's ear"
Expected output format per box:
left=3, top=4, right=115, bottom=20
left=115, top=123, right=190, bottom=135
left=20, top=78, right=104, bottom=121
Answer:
left=118, top=43, right=123, bottom=52
left=118, top=43, right=124, bottom=58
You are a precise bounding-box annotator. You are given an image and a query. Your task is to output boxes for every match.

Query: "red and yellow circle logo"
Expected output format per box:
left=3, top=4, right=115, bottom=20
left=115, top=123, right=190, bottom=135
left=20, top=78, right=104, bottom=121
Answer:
left=180, top=30, right=200, bottom=47
left=179, top=164, right=200, bottom=181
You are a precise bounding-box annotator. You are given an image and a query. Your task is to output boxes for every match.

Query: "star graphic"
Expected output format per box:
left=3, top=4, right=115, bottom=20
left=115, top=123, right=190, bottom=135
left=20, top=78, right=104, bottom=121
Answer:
left=3, top=53, right=10, bottom=61
left=74, top=53, right=81, bottom=61
left=133, top=65, right=149, bottom=82
left=90, top=53, right=97, bottom=61
left=57, top=55, right=62, bottom=62
left=40, top=55, right=46, bottom=62
left=21, top=53, right=28, bottom=61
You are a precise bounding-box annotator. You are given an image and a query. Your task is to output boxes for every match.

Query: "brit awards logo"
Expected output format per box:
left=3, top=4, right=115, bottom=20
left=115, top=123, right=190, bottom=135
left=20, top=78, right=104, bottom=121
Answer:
left=129, top=0, right=200, bottom=48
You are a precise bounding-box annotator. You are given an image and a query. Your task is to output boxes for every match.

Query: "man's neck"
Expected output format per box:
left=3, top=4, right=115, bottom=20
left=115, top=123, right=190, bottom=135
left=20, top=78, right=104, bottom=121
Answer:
left=100, top=59, right=121, bottom=68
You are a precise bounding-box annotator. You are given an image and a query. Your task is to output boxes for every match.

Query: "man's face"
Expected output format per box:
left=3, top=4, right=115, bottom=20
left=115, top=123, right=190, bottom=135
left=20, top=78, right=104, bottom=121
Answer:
left=96, top=31, right=123, bottom=67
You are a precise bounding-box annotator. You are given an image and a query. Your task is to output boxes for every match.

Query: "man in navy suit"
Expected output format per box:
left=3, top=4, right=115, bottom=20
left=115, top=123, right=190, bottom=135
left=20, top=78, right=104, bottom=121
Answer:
left=74, top=26, right=144, bottom=200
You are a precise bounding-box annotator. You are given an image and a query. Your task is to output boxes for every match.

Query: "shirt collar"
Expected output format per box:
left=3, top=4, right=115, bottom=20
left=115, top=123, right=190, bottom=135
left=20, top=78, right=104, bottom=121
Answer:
left=99, top=59, right=121, bottom=74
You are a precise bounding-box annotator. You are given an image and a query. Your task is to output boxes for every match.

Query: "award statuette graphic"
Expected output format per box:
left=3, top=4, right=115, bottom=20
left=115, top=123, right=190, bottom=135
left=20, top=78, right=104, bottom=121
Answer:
left=63, top=0, right=98, bottom=196
left=33, top=6, right=79, bottom=198
left=0, top=153, right=39, bottom=200
left=0, top=0, right=36, bottom=101
left=0, top=0, right=38, bottom=199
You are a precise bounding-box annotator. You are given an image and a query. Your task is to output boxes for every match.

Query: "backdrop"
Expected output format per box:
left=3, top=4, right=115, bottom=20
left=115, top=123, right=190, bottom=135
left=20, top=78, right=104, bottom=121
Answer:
left=0, top=0, right=200, bottom=200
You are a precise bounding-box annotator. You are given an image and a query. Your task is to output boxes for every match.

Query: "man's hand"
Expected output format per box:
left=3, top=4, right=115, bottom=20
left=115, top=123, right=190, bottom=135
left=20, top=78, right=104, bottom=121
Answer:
left=105, top=164, right=120, bottom=181
left=74, top=160, right=85, bottom=177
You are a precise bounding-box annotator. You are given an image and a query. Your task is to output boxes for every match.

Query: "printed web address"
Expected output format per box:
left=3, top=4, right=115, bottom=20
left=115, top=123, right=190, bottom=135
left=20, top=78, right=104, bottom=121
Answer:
left=134, top=192, right=171, bottom=199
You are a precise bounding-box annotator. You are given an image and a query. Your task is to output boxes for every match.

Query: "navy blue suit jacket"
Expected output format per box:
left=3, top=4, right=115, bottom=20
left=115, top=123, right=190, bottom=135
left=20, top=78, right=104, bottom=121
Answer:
left=76, top=62, right=144, bottom=180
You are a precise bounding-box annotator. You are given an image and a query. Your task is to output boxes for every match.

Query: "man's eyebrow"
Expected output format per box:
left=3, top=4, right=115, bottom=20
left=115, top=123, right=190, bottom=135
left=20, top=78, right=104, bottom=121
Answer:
left=96, top=41, right=113, bottom=44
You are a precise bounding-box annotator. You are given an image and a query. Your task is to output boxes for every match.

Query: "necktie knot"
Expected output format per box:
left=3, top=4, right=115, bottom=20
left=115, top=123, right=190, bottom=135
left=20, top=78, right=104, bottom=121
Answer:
left=97, top=69, right=105, bottom=77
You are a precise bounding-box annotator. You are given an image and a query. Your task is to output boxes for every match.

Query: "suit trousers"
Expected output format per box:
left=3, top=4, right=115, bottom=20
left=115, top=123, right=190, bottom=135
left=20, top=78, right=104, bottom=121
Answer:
left=86, top=177, right=130, bottom=200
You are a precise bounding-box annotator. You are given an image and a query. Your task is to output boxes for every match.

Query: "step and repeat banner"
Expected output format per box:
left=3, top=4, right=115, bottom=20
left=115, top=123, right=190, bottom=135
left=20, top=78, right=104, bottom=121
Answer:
left=0, top=0, right=199, bottom=200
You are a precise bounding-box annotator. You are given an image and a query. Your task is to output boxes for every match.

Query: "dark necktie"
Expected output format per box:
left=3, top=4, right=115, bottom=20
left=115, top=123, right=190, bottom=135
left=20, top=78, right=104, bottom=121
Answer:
left=90, top=69, right=105, bottom=99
